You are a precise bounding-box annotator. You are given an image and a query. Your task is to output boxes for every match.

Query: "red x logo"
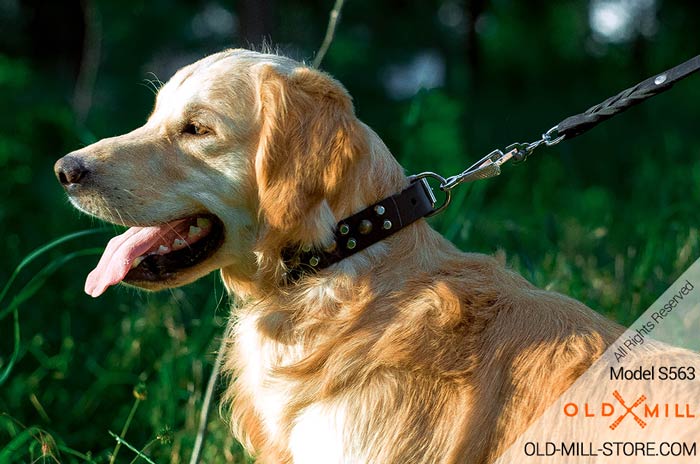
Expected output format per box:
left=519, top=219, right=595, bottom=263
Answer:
left=609, top=390, right=647, bottom=430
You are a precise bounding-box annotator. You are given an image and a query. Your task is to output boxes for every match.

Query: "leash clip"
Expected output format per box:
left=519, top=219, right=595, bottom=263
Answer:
left=440, top=148, right=507, bottom=192
left=409, top=125, right=568, bottom=217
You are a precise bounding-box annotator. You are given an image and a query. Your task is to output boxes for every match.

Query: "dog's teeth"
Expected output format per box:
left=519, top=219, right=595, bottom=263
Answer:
left=196, top=217, right=211, bottom=229
left=131, top=256, right=144, bottom=269
left=172, top=238, right=187, bottom=250
left=188, top=226, right=202, bottom=238
left=158, top=245, right=170, bottom=254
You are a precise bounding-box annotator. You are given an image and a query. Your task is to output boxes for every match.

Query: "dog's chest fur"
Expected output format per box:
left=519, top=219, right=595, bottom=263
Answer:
left=233, top=307, right=360, bottom=463
left=235, top=312, right=303, bottom=437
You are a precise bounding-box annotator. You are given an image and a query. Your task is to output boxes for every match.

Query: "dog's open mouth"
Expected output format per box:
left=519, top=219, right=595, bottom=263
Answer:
left=84, top=214, right=224, bottom=297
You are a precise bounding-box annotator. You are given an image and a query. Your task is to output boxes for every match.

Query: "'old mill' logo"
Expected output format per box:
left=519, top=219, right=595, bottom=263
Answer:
left=609, top=391, right=647, bottom=430
left=564, top=390, right=696, bottom=430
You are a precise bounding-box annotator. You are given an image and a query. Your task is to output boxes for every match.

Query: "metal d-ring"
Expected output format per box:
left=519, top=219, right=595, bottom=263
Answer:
left=408, top=172, right=452, bottom=217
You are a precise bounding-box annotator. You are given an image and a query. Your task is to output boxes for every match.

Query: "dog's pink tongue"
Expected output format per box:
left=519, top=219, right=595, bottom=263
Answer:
left=85, top=223, right=181, bottom=298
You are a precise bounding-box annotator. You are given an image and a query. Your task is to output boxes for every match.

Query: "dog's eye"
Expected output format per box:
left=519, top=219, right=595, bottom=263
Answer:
left=182, top=122, right=210, bottom=136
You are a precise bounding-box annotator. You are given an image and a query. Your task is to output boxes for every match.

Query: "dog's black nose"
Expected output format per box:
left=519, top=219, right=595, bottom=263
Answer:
left=54, top=155, right=88, bottom=186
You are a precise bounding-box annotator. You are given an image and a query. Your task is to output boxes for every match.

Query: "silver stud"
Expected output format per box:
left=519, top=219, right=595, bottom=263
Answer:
left=339, top=224, right=350, bottom=235
left=382, top=220, right=392, bottom=230
left=309, top=256, right=320, bottom=266
left=358, top=219, right=373, bottom=234
left=374, top=205, right=386, bottom=216
left=346, top=238, right=357, bottom=249
left=301, top=244, right=312, bottom=252
left=654, top=74, right=667, bottom=85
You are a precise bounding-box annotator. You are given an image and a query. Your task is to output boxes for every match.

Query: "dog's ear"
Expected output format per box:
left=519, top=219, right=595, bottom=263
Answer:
left=254, top=64, right=367, bottom=247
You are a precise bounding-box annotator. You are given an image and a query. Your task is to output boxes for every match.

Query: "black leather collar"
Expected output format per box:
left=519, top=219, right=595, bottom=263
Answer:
left=282, top=178, right=436, bottom=280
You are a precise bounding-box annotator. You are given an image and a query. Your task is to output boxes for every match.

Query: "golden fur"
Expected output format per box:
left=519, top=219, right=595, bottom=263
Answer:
left=58, top=49, right=627, bottom=463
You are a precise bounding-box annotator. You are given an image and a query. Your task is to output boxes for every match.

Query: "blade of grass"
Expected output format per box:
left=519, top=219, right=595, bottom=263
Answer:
left=441, top=183, right=474, bottom=242
left=0, top=228, right=108, bottom=308
left=312, top=0, right=346, bottom=69
left=110, top=385, right=146, bottom=464
left=108, top=431, right=156, bottom=464
left=0, top=309, right=21, bottom=387
left=128, top=438, right=158, bottom=464
left=57, top=444, right=98, bottom=463
left=0, top=247, right=104, bottom=385
left=0, top=247, right=103, bottom=320
left=188, top=341, right=225, bottom=464
left=0, top=422, right=96, bottom=464
left=0, top=426, right=42, bottom=462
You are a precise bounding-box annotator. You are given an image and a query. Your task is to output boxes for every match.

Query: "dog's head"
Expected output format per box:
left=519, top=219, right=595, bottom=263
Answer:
left=55, top=49, right=405, bottom=297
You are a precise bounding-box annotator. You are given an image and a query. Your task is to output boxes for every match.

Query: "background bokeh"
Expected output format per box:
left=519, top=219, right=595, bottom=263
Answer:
left=1, top=0, right=699, bottom=462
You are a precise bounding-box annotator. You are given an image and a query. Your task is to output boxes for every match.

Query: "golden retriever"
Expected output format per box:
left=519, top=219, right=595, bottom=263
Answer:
left=55, top=49, right=629, bottom=463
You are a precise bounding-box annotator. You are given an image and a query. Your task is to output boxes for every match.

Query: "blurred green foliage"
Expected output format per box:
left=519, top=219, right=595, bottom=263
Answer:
left=1, top=0, right=699, bottom=462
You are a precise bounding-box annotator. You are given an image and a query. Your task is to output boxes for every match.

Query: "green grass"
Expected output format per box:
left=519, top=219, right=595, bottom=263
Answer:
left=0, top=230, right=252, bottom=463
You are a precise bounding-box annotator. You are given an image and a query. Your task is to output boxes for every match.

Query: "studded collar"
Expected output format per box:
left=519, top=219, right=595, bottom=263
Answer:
left=282, top=178, right=437, bottom=280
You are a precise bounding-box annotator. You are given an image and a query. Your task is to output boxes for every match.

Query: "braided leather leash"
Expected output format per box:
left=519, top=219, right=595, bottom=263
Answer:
left=558, top=55, right=700, bottom=139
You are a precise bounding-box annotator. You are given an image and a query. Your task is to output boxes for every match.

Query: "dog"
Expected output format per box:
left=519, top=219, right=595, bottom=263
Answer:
left=55, top=49, right=629, bottom=463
